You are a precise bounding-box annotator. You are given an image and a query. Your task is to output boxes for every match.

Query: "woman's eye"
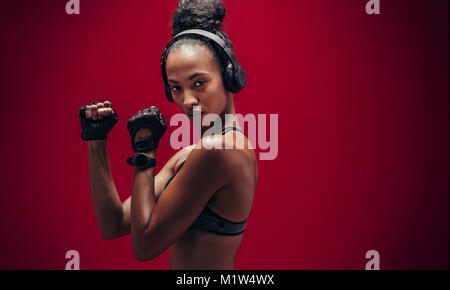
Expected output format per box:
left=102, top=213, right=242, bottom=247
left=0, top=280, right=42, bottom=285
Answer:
left=172, top=86, right=181, bottom=92
left=194, top=80, right=206, bottom=87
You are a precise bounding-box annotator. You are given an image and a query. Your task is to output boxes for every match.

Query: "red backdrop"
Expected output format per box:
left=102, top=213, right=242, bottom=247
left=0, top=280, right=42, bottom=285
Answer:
left=0, top=0, right=448, bottom=269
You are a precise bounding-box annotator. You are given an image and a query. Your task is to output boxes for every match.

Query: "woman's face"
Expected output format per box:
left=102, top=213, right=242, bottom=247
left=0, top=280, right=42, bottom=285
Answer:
left=165, top=45, right=230, bottom=122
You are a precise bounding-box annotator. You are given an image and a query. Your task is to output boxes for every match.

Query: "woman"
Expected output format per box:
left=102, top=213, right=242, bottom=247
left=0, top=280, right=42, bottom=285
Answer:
left=79, top=0, right=257, bottom=270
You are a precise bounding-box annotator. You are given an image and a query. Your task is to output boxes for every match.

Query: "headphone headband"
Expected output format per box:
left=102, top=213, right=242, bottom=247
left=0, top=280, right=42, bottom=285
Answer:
left=174, top=29, right=226, bottom=48
left=173, top=29, right=241, bottom=70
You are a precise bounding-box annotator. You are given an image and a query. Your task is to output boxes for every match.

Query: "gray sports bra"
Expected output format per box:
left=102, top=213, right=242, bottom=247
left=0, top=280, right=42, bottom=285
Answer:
left=161, top=127, right=248, bottom=236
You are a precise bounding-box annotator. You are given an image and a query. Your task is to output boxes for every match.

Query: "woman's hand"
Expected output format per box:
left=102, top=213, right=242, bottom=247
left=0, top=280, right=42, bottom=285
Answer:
left=133, top=129, right=156, bottom=158
left=134, top=128, right=153, bottom=143
left=127, top=106, right=167, bottom=153
left=79, top=100, right=118, bottom=141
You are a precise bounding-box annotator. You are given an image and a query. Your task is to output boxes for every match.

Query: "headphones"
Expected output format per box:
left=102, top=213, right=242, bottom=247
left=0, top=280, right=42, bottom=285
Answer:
left=160, top=29, right=247, bottom=102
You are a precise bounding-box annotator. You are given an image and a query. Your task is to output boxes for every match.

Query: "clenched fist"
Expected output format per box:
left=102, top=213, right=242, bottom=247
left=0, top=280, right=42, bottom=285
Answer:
left=127, top=106, right=167, bottom=152
left=79, top=100, right=118, bottom=141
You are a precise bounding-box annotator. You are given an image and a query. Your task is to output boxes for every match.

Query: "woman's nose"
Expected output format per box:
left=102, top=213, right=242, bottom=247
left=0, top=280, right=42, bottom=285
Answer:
left=183, top=91, right=198, bottom=110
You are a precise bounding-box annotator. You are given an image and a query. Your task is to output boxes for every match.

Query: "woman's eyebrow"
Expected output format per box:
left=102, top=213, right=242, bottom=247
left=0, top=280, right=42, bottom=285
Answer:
left=188, top=72, right=208, bottom=80
left=168, top=72, right=209, bottom=83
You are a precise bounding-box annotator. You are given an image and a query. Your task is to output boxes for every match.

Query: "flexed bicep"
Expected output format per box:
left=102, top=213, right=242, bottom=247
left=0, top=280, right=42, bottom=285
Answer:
left=135, top=146, right=234, bottom=261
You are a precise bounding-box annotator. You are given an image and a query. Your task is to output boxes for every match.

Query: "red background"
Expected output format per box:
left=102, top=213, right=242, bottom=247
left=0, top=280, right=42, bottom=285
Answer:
left=0, top=0, right=448, bottom=269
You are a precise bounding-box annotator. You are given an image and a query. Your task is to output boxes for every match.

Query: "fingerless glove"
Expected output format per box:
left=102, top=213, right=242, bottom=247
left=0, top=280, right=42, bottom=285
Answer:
left=126, top=106, right=167, bottom=152
left=79, top=102, right=118, bottom=141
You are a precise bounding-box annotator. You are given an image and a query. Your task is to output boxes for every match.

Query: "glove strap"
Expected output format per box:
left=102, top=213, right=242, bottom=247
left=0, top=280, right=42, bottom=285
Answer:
left=133, top=136, right=158, bottom=153
left=80, top=132, right=107, bottom=141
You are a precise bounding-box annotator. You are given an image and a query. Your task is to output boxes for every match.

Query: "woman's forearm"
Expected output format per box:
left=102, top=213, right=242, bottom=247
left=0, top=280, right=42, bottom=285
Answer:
left=130, top=151, right=158, bottom=260
left=88, top=140, right=129, bottom=239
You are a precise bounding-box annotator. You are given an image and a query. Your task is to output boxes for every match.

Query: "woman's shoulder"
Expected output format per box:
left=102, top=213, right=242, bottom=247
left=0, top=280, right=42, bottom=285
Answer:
left=170, top=133, right=254, bottom=175
left=197, top=129, right=254, bottom=149
left=171, top=144, right=196, bottom=173
left=193, top=134, right=256, bottom=170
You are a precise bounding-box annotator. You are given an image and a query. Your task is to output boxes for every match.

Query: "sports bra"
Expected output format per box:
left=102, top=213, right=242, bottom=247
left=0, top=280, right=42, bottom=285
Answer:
left=161, top=127, right=248, bottom=236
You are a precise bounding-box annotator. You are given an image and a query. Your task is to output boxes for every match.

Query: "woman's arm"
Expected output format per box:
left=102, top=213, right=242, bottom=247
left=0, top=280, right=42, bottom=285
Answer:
left=88, top=140, right=191, bottom=240
left=130, top=138, right=244, bottom=261
left=88, top=140, right=130, bottom=240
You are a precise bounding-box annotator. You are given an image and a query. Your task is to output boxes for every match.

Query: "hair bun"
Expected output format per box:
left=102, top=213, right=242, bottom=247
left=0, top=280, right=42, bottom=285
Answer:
left=172, top=0, right=226, bottom=36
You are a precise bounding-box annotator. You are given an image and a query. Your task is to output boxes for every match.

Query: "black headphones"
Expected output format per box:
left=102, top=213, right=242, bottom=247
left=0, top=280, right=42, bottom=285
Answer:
left=160, top=29, right=247, bottom=102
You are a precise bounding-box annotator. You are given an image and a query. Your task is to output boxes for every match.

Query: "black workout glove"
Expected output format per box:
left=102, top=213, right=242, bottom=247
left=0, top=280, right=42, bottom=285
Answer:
left=79, top=101, right=119, bottom=141
left=127, top=106, right=167, bottom=153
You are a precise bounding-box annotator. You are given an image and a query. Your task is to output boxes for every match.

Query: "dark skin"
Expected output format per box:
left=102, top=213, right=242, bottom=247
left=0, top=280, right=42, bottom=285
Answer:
left=84, top=45, right=258, bottom=269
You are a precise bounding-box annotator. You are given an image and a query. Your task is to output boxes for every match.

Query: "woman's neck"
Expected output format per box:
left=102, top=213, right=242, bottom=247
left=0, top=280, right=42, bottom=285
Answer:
left=200, top=99, right=241, bottom=136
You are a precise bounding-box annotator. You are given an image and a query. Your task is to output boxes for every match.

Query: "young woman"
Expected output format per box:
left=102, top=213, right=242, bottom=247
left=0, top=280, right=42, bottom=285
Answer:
left=79, top=0, right=258, bottom=270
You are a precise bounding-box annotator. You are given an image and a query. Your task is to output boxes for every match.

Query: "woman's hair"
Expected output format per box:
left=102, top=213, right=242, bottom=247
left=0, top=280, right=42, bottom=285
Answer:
left=163, top=0, right=233, bottom=73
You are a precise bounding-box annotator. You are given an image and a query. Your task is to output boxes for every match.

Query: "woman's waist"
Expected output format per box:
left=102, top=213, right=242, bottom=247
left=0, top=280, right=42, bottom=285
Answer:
left=168, top=229, right=243, bottom=269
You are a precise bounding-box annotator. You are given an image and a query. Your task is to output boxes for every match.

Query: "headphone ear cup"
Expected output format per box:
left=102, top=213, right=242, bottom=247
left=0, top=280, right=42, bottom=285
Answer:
left=161, top=49, right=174, bottom=103
left=235, top=65, right=247, bottom=91
left=224, top=63, right=239, bottom=93
left=165, top=85, right=174, bottom=102
left=162, top=64, right=174, bottom=102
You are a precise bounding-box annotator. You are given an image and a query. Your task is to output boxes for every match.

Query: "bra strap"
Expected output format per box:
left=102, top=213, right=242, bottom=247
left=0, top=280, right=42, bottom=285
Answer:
left=221, top=127, right=245, bottom=135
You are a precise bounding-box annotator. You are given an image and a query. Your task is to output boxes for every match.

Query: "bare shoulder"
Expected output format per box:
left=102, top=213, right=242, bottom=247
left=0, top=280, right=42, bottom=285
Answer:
left=193, top=135, right=256, bottom=173
left=173, top=144, right=196, bottom=171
